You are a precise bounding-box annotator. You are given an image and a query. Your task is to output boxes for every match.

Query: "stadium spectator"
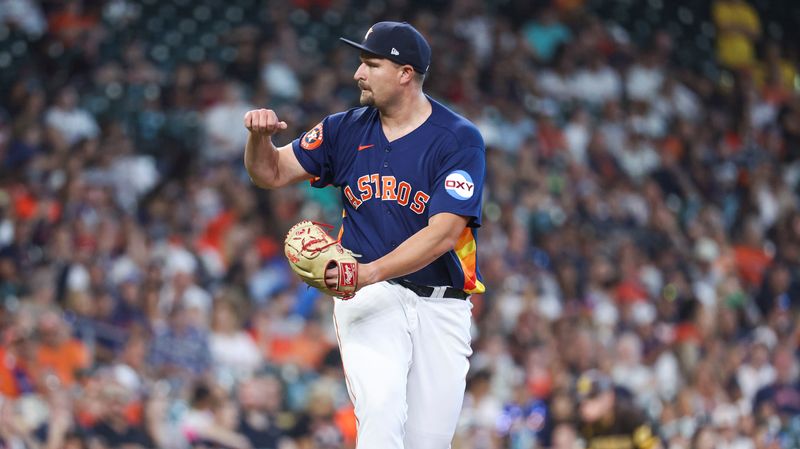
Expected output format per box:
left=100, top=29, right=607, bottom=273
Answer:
left=209, top=296, right=262, bottom=382
left=35, top=309, right=90, bottom=389
left=202, top=82, right=255, bottom=163
left=147, top=303, right=211, bottom=386
left=753, top=345, right=800, bottom=419
left=44, top=85, right=100, bottom=149
left=522, top=6, right=572, bottom=63
left=236, top=374, right=291, bottom=448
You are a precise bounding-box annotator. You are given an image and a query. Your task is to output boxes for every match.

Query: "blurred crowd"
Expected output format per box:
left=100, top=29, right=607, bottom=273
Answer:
left=1, top=0, right=800, bottom=448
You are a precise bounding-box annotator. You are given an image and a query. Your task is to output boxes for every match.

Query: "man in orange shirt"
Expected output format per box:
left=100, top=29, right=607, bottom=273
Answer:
left=35, top=310, right=90, bottom=388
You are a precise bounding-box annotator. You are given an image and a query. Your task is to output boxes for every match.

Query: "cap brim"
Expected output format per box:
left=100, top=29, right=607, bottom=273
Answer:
left=339, top=37, right=376, bottom=55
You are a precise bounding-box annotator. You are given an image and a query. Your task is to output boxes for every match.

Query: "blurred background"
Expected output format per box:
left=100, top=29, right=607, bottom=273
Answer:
left=1, top=0, right=800, bottom=448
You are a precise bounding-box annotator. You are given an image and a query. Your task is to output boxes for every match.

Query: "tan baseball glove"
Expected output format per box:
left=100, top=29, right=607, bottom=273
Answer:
left=284, top=220, right=359, bottom=298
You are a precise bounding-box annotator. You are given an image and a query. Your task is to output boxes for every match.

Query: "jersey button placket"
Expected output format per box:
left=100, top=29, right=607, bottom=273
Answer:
left=381, top=148, right=392, bottom=217
left=380, top=145, right=391, bottom=169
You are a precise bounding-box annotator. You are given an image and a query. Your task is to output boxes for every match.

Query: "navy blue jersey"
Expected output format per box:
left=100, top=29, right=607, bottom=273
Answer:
left=292, top=96, right=485, bottom=294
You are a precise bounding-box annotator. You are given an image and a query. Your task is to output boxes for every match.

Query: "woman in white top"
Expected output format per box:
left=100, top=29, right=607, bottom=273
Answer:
left=209, top=297, right=263, bottom=383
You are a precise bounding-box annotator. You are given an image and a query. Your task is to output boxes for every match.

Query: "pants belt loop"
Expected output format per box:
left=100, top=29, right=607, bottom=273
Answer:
left=431, top=286, right=446, bottom=299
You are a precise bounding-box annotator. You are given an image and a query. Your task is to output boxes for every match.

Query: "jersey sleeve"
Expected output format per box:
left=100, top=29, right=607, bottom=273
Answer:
left=291, top=114, right=342, bottom=188
left=427, top=144, right=485, bottom=227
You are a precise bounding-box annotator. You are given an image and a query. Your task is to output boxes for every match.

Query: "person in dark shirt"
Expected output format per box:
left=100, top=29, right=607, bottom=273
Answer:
left=755, top=262, right=800, bottom=318
left=237, top=375, right=291, bottom=449
left=576, top=370, right=661, bottom=449
left=89, top=382, right=154, bottom=449
left=753, top=346, right=800, bottom=418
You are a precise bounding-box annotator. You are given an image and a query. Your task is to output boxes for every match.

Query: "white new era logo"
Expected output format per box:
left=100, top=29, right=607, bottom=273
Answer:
left=391, top=48, right=399, bottom=56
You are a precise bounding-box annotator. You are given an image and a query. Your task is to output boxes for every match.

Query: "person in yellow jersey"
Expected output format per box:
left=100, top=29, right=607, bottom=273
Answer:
left=575, top=370, right=662, bottom=449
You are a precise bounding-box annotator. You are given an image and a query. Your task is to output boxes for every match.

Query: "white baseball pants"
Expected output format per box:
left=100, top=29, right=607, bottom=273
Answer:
left=332, top=281, right=473, bottom=449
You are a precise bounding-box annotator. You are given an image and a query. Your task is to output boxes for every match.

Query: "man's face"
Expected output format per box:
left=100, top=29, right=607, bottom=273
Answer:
left=353, top=53, right=404, bottom=107
left=58, top=88, right=78, bottom=110
left=579, top=391, right=614, bottom=422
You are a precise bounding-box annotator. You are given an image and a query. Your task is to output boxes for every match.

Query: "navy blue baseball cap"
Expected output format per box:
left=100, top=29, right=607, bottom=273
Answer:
left=340, top=21, right=431, bottom=74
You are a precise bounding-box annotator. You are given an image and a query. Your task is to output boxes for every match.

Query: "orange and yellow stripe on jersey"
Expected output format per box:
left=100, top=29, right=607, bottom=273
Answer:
left=454, top=227, right=485, bottom=294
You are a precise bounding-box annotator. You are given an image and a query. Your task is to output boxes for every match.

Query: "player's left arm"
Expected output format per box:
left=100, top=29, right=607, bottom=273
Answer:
left=354, top=212, right=470, bottom=287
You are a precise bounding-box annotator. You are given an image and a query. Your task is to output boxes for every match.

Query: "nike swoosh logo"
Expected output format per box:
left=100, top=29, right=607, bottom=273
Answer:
left=357, top=144, right=375, bottom=151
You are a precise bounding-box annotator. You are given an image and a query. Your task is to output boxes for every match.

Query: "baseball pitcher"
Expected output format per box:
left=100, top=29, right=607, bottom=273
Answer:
left=243, top=21, right=486, bottom=449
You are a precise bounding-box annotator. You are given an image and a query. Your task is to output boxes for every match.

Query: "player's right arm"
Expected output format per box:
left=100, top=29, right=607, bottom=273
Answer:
left=243, top=108, right=312, bottom=189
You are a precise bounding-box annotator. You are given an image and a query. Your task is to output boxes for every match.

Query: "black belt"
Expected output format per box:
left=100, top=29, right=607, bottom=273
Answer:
left=389, top=279, right=469, bottom=300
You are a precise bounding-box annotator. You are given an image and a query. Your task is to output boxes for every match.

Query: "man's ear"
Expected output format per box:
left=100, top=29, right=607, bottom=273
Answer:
left=399, top=66, right=415, bottom=84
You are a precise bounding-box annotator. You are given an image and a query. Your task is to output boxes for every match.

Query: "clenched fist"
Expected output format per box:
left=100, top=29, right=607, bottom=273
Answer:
left=244, top=109, right=288, bottom=137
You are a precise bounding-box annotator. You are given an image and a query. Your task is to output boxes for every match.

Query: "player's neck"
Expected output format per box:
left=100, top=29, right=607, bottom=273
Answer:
left=378, top=91, right=431, bottom=142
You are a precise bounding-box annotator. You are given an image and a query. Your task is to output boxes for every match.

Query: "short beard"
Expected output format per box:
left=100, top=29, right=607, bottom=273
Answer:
left=359, top=91, right=374, bottom=107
